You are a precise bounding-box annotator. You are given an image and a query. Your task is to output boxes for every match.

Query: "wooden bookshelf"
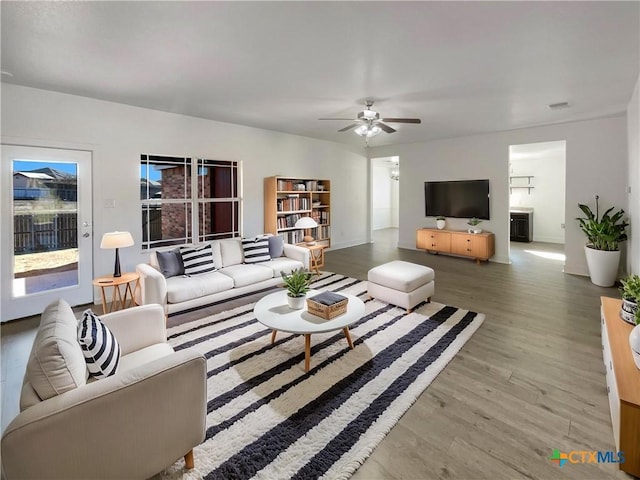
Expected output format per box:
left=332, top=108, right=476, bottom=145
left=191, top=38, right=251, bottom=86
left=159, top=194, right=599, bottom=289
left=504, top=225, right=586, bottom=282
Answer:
left=264, top=176, right=331, bottom=247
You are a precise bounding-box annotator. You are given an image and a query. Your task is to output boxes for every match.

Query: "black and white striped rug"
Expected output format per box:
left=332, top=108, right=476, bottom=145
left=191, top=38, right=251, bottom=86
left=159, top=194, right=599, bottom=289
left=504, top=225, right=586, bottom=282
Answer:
left=162, top=273, right=484, bottom=479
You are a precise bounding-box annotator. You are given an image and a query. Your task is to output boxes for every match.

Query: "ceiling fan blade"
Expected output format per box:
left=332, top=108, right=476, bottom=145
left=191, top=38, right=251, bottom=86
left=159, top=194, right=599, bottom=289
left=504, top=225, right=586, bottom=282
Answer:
left=377, top=122, right=396, bottom=134
left=381, top=118, right=422, bottom=124
left=338, top=123, right=360, bottom=132
left=319, top=118, right=356, bottom=121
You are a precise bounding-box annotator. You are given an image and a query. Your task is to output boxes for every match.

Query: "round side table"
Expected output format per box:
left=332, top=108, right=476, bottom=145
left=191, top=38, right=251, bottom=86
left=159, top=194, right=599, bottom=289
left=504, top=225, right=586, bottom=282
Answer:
left=92, top=272, right=140, bottom=314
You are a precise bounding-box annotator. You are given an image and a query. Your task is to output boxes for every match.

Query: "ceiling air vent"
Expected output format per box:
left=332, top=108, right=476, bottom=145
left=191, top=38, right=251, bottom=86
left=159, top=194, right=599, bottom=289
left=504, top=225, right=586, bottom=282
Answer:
left=548, top=101, right=570, bottom=110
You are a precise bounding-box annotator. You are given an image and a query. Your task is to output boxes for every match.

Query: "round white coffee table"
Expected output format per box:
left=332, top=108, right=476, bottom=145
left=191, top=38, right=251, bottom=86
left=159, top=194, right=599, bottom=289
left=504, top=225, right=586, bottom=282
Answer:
left=254, top=289, right=365, bottom=371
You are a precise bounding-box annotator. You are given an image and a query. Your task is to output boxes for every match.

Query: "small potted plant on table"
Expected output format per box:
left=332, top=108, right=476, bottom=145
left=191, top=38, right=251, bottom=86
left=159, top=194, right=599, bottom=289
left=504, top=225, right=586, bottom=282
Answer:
left=620, top=274, right=640, bottom=325
left=281, top=268, right=313, bottom=309
left=467, top=217, right=483, bottom=234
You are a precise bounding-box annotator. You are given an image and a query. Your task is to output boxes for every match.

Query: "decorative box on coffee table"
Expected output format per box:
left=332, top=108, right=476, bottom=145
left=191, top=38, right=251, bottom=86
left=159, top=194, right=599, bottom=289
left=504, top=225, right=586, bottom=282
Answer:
left=307, top=291, right=348, bottom=319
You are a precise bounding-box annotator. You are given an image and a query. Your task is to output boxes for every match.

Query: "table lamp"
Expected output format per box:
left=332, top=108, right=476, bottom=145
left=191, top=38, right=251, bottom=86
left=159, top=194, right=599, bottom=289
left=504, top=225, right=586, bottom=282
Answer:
left=100, top=231, right=134, bottom=277
left=295, top=216, right=318, bottom=245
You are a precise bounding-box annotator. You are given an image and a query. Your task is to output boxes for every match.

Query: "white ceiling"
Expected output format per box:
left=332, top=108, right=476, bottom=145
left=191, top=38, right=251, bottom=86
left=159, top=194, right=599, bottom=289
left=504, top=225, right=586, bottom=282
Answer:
left=1, top=1, right=638, bottom=148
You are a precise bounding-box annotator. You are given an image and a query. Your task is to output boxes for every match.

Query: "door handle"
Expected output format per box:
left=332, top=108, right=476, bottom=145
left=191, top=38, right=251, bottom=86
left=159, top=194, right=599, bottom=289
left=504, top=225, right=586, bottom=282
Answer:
left=83, top=232, right=90, bottom=238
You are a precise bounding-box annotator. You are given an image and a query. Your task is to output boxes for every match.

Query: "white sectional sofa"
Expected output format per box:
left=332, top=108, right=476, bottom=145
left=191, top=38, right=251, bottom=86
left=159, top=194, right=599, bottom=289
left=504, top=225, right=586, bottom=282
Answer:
left=136, top=237, right=310, bottom=315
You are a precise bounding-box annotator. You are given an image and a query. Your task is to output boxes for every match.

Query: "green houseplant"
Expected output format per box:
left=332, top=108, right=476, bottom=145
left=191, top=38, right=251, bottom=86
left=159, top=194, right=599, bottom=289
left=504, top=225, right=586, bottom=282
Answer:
left=576, top=195, right=629, bottom=287
left=467, top=217, right=482, bottom=234
left=620, top=274, right=640, bottom=325
left=281, top=268, right=313, bottom=309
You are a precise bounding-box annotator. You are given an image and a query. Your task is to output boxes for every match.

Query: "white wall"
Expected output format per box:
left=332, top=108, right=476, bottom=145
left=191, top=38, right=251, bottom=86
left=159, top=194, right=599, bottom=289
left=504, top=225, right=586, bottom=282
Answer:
left=1, top=84, right=369, bottom=299
left=628, top=75, right=640, bottom=275
left=371, top=157, right=399, bottom=230
left=371, top=115, right=628, bottom=274
left=509, top=141, right=566, bottom=244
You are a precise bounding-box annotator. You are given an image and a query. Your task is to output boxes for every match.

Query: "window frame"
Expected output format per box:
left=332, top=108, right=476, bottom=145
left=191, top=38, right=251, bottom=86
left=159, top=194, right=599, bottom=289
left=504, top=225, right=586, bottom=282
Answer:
left=140, top=155, right=242, bottom=250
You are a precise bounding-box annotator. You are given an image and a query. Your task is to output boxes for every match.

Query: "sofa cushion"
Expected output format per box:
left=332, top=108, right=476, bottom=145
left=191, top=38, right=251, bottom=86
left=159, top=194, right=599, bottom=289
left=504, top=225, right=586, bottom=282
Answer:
left=219, top=238, right=244, bottom=267
left=166, top=271, right=234, bottom=304
left=242, top=236, right=271, bottom=263
left=259, top=257, right=304, bottom=277
left=77, top=310, right=121, bottom=379
left=268, top=236, right=285, bottom=258
left=218, top=264, right=274, bottom=288
left=156, top=248, right=185, bottom=278
left=180, top=243, right=217, bottom=275
left=25, top=299, right=87, bottom=402
left=118, top=343, right=174, bottom=373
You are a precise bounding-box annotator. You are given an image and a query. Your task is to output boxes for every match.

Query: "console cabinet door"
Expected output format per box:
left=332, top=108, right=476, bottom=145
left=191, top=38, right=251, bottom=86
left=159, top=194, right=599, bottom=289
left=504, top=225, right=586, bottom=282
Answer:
left=417, top=229, right=451, bottom=252
left=451, top=233, right=489, bottom=259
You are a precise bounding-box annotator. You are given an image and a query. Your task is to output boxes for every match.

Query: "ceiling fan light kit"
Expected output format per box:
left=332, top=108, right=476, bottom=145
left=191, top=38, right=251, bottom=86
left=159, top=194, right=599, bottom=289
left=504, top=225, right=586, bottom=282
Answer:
left=319, top=100, right=421, bottom=142
left=354, top=124, right=382, bottom=138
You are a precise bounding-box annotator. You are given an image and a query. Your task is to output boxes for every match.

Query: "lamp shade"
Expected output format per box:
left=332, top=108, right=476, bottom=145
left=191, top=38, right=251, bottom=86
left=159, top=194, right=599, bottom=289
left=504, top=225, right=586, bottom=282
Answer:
left=100, top=231, right=134, bottom=249
left=294, top=217, right=318, bottom=229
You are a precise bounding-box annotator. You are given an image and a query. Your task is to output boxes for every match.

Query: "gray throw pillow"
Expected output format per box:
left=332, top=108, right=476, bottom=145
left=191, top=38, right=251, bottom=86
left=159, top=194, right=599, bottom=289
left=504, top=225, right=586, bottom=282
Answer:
left=268, top=235, right=285, bottom=258
left=156, top=248, right=185, bottom=278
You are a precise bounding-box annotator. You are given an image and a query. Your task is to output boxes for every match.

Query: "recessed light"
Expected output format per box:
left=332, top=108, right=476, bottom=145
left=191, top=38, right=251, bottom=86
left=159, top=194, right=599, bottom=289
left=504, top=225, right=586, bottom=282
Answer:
left=548, top=101, right=570, bottom=110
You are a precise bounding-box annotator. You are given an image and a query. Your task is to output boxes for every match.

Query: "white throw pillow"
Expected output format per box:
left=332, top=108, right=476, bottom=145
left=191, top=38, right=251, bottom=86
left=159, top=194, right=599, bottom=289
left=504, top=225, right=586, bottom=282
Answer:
left=25, top=299, right=87, bottom=401
left=77, top=309, right=121, bottom=379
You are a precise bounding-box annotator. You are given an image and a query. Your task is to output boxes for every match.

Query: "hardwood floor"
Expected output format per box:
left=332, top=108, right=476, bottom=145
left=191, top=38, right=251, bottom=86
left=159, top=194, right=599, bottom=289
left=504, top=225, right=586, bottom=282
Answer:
left=329, top=229, right=629, bottom=480
left=1, top=229, right=632, bottom=479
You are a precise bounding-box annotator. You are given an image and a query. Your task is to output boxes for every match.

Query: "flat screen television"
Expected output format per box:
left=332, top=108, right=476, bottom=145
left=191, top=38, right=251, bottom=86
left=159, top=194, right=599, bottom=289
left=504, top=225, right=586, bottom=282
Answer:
left=424, top=179, right=490, bottom=220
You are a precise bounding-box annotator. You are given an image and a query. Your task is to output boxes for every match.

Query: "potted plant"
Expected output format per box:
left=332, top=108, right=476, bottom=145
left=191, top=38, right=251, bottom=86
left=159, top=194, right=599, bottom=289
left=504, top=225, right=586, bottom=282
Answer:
left=576, top=195, right=628, bottom=287
left=436, top=216, right=446, bottom=230
left=281, top=268, right=313, bottom=309
left=620, top=274, right=640, bottom=325
left=467, top=217, right=482, bottom=234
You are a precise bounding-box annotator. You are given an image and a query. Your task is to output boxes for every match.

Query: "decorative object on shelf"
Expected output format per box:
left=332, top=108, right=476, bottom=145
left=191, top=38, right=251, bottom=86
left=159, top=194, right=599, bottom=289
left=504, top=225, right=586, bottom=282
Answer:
left=620, top=274, right=640, bottom=325
left=467, top=217, right=483, bottom=234
left=576, top=195, right=628, bottom=287
left=435, top=216, right=446, bottom=230
left=295, top=216, right=318, bottom=245
left=630, top=325, right=640, bottom=370
left=100, top=231, right=134, bottom=277
left=280, top=268, right=313, bottom=310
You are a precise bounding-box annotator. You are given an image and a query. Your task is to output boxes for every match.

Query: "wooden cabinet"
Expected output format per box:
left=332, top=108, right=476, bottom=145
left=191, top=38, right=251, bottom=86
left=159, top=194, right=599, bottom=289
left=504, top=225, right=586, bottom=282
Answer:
left=416, top=229, right=494, bottom=264
left=510, top=211, right=533, bottom=242
left=417, top=229, right=451, bottom=252
left=264, top=177, right=331, bottom=247
left=601, top=297, right=640, bottom=477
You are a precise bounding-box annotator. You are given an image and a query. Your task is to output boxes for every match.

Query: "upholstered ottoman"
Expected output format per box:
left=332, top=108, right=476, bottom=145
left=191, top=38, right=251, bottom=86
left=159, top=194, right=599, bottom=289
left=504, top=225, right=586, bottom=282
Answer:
left=367, top=261, right=435, bottom=312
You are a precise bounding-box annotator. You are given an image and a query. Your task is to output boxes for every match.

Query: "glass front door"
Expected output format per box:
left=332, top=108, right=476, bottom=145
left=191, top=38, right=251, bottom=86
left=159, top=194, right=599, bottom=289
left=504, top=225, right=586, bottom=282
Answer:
left=1, top=145, right=93, bottom=321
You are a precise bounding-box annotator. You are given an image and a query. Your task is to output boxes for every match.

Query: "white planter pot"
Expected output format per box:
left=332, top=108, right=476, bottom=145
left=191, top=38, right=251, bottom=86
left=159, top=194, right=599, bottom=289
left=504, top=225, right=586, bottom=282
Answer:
left=630, top=325, right=640, bottom=370
left=436, top=220, right=446, bottom=230
left=467, top=227, right=482, bottom=234
left=620, top=298, right=639, bottom=325
left=584, top=245, right=620, bottom=287
left=287, top=294, right=306, bottom=310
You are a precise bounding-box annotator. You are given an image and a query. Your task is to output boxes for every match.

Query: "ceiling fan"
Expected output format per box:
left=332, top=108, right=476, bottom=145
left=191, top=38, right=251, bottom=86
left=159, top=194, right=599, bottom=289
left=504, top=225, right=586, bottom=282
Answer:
left=319, top=100, right=421, bottom=138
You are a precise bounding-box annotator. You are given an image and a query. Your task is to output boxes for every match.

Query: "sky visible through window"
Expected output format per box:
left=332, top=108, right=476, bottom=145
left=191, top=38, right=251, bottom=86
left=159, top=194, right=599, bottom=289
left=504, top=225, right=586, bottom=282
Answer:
left=13, top=160, right=77, bottom=175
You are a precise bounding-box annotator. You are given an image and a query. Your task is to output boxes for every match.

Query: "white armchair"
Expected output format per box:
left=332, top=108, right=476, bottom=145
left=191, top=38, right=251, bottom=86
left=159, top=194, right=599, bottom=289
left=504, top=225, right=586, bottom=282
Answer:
left=1, top=300, right=207, bottom=479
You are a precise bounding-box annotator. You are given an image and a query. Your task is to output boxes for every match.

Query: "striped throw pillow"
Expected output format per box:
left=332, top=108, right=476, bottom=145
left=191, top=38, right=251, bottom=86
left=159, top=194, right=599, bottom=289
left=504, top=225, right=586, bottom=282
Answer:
left=77, top=309, right=120, bottom=379
left=242, top=236, right=271, bottom=263
left=180, top=243, right=217, bottom=275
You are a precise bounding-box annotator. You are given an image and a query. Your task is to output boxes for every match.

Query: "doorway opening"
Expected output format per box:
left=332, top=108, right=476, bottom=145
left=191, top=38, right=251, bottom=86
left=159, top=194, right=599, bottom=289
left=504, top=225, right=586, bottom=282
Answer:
left=508, top=141, right=566, bottom=269
left=371, top=156, right=399, bottom=246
